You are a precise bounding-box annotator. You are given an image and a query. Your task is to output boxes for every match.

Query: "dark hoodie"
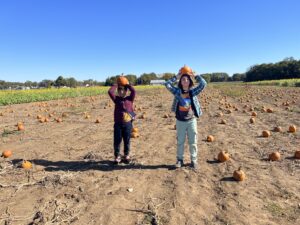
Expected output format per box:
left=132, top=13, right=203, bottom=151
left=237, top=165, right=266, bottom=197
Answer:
left=108, top=84, right=136, bottom=123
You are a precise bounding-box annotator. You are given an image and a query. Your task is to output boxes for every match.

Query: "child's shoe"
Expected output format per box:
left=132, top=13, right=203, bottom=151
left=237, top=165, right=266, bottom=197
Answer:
left=191, top=161, right=198, bottom=170
left=114, top=155, right=122, bottom=165
left=175, top=160, right=183, bottom=168
left=123, top=155, right=131, bottom=164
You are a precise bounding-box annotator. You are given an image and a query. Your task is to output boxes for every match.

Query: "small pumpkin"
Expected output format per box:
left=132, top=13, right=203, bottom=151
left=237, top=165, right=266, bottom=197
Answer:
left=288, top=125, right=297, bottom=133
left=179, top=65, right=194, bottom=75
left=250, top=117, right=255, bottom=124
left=131, top=132, right=139, bottom=138
left=220, top=119, right=226, bottom=124
left=262, top=130, right=271, bottom=137
left=117, top=76, right=129, bottom=86
left=207, top=135, right=214, bottom=142
left=269, top=151, right=281, bottom=161
left=22, top=160, right=32, bottom=170
left=217, top=151, right=230, bottom=162
left=251, top=112, right=257, bottom=117
left=273, top=126, right=282, bottom=132
left=17, top=124, right=25, bottom=131
left=295, top=150, right=300, bottom=159
left=132, top=127, right=138, bottom=133
left=95, top=119, right=101, bottom=123
left=233, top=167, right=246, bottom=181
left=1, top=150, right=12, bottom=158
left=267, top=108, right=273, bottom=113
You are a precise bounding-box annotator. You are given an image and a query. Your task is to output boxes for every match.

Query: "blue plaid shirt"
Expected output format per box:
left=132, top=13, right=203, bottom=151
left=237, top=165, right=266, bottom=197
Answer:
left=164, top=75, right=207, bottom=118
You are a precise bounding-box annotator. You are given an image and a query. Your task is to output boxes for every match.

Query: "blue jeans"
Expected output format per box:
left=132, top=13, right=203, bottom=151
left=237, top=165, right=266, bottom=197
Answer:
left=176, top=118, right=198, bottom=162
left=114, top=122, right=132, bottom=157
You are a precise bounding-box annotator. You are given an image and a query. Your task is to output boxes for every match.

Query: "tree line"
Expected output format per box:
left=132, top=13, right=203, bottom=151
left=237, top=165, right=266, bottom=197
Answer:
left=1, top=57, right=299, bottom=89
left=245, top=57, right=300, bottom=82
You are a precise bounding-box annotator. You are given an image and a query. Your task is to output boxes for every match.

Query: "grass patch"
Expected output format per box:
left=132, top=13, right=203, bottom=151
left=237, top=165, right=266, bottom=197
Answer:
left=209, top=83, right=247, bottom=97
left=0, top=85, right=164, bottom=106
left=247, top=78, right=300, bottom=87
left=2, top=129, right=20, bottom=137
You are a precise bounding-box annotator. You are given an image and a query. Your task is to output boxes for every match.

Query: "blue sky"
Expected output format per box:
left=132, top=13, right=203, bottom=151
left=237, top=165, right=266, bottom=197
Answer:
left=1, top=0, right=300, bottom=82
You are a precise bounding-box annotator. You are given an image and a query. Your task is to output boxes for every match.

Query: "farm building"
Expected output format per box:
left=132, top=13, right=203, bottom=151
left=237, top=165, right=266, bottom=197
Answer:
left=150, top=80, right=165, bottom=85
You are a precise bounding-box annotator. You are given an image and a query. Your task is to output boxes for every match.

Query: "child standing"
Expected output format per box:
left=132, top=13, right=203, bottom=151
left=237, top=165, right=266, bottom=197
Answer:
left=108, top=76, right=136, bottom=164
left=164, top=65, right=207, bottom=169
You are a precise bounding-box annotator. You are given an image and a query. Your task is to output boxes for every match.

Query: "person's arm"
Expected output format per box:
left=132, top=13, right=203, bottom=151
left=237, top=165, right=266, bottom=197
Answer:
left=126, top=84, right=136, bottom=101
left=190, top=75, right=207, bottom=96
left=108, top=84, right=118, bottom=103
left=164, top=74, right=180, bottom=95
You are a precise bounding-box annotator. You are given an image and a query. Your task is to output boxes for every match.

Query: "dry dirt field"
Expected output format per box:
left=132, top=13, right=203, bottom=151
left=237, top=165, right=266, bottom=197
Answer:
left=0, top=84, right=299, bottom=225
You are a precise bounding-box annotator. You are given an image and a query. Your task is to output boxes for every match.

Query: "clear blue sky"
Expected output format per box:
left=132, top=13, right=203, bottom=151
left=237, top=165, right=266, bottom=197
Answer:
left=1, top=0, right=300, bottom=82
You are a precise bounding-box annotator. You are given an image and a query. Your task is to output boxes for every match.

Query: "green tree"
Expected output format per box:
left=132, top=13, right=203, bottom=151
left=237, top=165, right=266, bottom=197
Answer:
left=137, top=73, right=157, bottom=85
left=125, top=74, right=137, bottom=85
left=161, top=73, right=175, bottom=81
left=39, top=80, right=54, bottom=88
left=54, top=76, right=67, bottom=87
left=65, top=77, right=78, bottom=88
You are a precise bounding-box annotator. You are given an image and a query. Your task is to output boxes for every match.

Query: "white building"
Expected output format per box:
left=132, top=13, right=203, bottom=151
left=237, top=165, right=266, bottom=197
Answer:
left=150, top=80, right=165, bottom=85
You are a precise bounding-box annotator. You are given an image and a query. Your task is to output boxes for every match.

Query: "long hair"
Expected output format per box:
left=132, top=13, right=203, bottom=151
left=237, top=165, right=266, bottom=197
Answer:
left=178, top=74, right=194, bottom=91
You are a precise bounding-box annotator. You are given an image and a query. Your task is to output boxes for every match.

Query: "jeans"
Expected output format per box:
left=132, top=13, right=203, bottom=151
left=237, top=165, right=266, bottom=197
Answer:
left=113, top=122, right=132, bottom=157
left=176, top=118, right=198, bottom=162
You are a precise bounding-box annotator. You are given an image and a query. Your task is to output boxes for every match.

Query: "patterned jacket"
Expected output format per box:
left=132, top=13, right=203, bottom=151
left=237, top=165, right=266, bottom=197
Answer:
left=164, top=75, right=207, bottom=118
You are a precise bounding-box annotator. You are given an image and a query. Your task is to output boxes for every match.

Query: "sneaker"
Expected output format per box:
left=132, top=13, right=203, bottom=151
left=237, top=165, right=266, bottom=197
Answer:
left=191, top=161, right=198, bottom=170
left=175, top=160, right=183, bottom=168
left=114, top=155, right=121, bottom=165
left=123, top=155, right=131, bottom=164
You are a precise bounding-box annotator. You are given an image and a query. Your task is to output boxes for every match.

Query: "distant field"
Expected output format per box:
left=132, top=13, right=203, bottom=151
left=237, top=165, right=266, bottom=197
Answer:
left=0, top=85, right=164, bottom=106
left=247, top=78, right=300, bottom=87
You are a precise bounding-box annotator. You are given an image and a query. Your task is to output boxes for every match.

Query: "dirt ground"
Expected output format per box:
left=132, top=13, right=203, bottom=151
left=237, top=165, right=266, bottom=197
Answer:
left=0, top=84, right=299, bottom=225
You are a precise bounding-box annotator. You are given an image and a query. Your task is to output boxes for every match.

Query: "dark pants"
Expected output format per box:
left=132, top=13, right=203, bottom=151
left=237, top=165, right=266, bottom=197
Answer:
left=114, top=122, right=132, bottom=157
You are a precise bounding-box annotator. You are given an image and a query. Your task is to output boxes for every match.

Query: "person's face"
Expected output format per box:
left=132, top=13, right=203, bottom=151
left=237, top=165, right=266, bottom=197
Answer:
left=118, top=88, right=127, bottom=97
left=181, top=76, right=190, bottom=90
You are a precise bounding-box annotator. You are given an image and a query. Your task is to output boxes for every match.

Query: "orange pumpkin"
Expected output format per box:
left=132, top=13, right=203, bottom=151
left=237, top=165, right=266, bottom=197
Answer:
left=233, top=167, right=246, bottom=181
left=217, top=151, right=230, bottom=162
left=117, top=76, right=129, bottom=86
left=251, top=112, right=257, bottom=117
left=17, top=124, right=25, bottom=131
left=262, top=130, right=271, bottom=137
left=288, top=125, right=297, bottom=133
left=95, top=119, right=101, bottom=123
left=207, top=135, right=214, bottom=142
left=179, top=65, right=194, bottom=75
left=250, top=117, right=255, bottom=124
left=273, top=126, right=282, bottom=132
left=295, top=150, right=300, bottom=159
left=2, top=150, right=12, bottom=158
left=131, top=132, right=139, bottom=138
left=132, top=127, right=138, bottom=133
left=269, top=151, right=281, bottom=161
left=22, top=160, right=32, bottom=170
